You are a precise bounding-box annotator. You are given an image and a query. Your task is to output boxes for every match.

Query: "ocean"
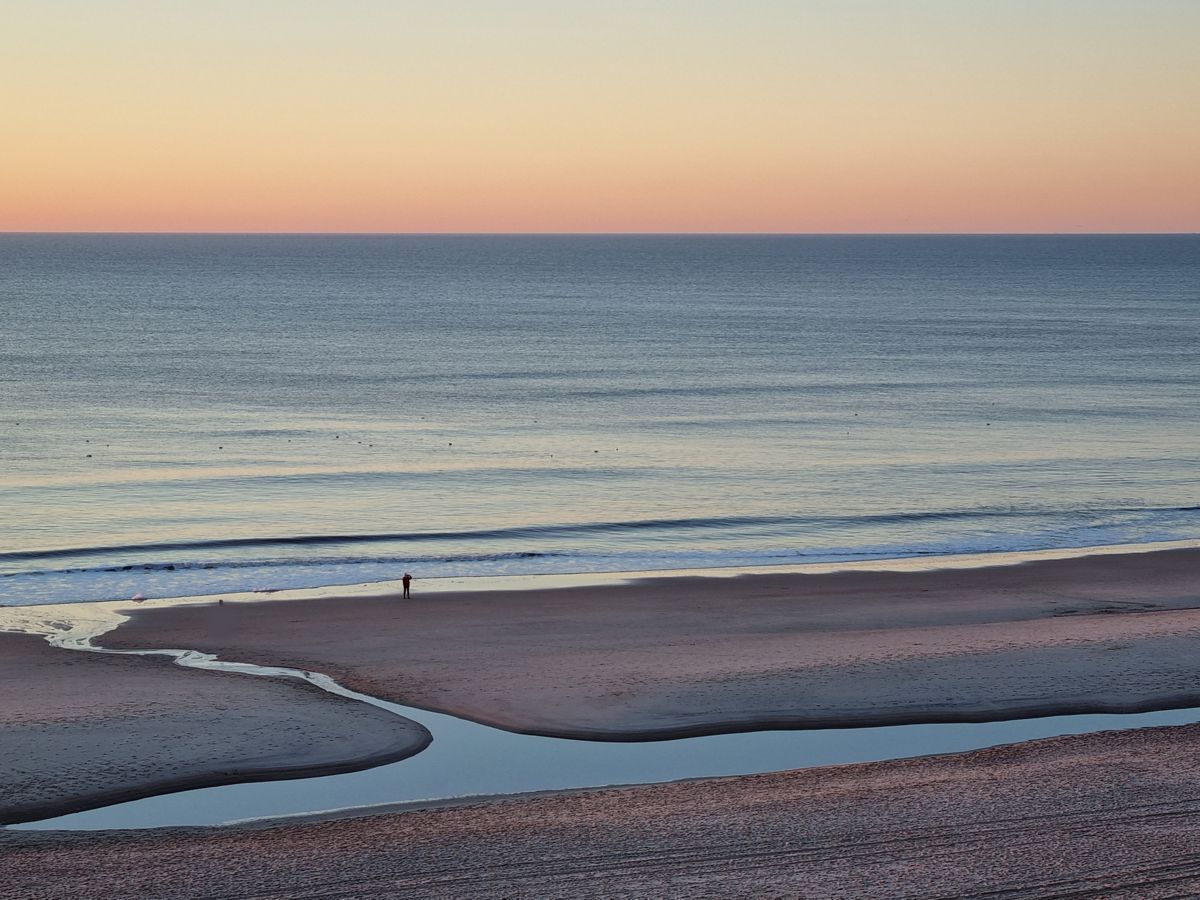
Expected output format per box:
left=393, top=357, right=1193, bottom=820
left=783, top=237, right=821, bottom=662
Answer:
left=2, top=234, right=1197, bottom=607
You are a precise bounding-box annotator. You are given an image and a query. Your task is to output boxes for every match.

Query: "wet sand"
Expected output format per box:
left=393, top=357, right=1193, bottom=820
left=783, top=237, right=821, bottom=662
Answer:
left=6, top=722, right=1200, bottom=898
left=0, top=633, right=430, bottom=826
left=105, top=547, right=1200, bottom=737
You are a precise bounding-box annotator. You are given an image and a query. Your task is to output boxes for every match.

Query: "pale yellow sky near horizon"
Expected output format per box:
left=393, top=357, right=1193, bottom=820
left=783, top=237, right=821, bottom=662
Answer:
left=3, top=1, right=1198, bottom=233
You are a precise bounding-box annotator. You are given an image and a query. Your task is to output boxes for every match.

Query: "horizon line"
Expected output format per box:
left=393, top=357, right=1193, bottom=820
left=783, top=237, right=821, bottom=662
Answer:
left=2, top=231, right=1197, bottom=238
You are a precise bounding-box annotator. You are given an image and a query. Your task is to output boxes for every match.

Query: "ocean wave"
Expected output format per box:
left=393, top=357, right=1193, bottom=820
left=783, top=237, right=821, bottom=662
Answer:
left=4, top=502, right=1197, bottom=566
left=3, top=533, right=1199, bottom=608
left=6, top=551, right=567, bottom=580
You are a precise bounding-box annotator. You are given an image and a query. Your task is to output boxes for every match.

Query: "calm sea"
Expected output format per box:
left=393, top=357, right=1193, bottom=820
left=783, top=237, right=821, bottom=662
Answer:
left=2, top=235, right=1197, bottom=606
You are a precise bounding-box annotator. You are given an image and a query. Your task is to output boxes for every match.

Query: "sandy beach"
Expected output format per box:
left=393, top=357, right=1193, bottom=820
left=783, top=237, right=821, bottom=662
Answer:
left=4, top=547, right=1200, bottom=896
left=6, top=721, right=1200, bottom=898
left=0, top=633, right=430, bottom=826
left=103, top=547, right=1200, bottom=736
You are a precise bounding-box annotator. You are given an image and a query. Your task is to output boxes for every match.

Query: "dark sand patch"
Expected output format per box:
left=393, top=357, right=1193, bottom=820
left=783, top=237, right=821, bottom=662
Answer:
left=6, top=722, right=1200, bottom=898
left=104, top=548, right=1200, bottom=736
left=0, top=634, right=430, bottom=825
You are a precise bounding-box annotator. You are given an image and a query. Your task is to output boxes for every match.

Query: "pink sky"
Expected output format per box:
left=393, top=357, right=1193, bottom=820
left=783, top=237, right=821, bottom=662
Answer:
left=4, top=2, right=1198, bottom=232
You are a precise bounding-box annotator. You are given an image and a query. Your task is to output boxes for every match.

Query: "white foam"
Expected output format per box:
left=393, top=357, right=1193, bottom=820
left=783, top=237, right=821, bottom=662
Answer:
left=3, top=538, right=1198, bottom=639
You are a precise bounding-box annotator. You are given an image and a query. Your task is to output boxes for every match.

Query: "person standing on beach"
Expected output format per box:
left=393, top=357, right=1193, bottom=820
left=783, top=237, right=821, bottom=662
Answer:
left=402, top=572, right=412, bottom=599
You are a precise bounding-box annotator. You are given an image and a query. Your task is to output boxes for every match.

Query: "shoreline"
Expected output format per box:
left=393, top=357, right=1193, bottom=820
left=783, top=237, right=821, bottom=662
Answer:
left=4, top=536, right=1199, bottom=639
left=4, top=535, right=1195, bottom=619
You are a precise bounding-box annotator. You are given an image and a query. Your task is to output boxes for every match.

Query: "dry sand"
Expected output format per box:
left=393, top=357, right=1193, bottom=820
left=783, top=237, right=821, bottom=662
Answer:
left=104, top=547, right=1200, bottom=736
left=6, top=722, right=1200, bottom=898
left=0, top=633, right=430, bottom=825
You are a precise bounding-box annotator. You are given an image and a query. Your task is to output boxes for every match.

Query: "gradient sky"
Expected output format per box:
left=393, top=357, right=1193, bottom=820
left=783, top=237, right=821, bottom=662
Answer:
left=3, top=1, right=1198, bottom=233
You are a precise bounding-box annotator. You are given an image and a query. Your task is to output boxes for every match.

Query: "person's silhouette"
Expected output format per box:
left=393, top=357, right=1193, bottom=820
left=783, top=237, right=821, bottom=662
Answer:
left=402, top=572, right=412, bottom=599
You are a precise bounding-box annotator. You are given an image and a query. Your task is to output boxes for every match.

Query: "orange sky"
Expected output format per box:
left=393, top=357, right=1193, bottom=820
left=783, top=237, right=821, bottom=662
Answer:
left=3, top=1, right=1198, bottom=233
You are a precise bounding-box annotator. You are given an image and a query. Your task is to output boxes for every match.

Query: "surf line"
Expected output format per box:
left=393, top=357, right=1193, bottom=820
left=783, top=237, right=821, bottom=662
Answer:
left=11, top=615, right=1200, bottom=832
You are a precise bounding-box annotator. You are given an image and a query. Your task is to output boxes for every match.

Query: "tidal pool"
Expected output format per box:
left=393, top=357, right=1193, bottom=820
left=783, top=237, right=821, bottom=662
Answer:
left=15, top=648, right=1200, bottom=832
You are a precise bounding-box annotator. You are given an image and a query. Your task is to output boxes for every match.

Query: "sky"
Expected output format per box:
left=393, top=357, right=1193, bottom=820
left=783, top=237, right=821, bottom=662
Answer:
left=3, top=1, right=1198, bottom=233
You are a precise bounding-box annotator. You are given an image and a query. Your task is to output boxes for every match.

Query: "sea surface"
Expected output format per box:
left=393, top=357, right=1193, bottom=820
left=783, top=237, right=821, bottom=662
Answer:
left=2, top=234, right=1197, bottom=607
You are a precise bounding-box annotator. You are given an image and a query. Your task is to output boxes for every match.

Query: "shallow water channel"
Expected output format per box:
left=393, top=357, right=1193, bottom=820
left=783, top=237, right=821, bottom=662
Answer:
left=14, top=642, right=1200, bottom=832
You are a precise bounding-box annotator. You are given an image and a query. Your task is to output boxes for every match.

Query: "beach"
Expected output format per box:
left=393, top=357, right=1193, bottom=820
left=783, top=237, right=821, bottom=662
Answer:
left=1, top=547, right=1198, bottom=895
left=101, top=546, right=1200, bottom=737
